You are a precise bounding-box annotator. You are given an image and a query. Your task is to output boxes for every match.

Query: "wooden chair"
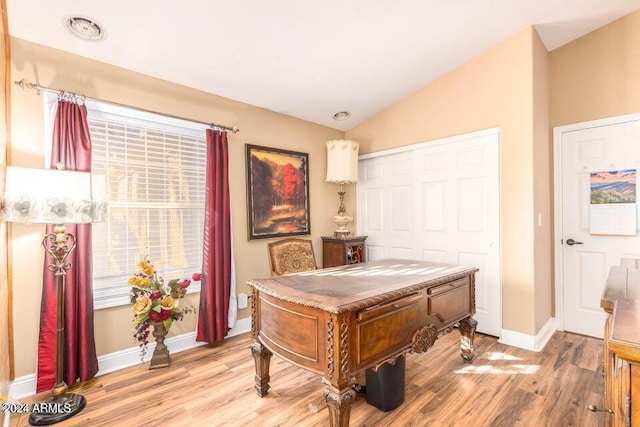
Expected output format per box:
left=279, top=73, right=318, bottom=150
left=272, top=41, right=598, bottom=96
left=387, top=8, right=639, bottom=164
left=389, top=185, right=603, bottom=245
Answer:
left=267, top=238, right=318, bottom=277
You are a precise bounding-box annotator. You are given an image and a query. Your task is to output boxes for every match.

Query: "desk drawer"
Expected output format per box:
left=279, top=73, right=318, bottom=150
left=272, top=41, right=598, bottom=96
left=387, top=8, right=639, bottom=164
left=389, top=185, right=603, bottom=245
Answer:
left=428, top=278, right=470, bottom=324
left=358, top=293, right=423, bottom=321
left=428, top=278, right=469, bottom=295
left=355, top=293, right=425, bottom=365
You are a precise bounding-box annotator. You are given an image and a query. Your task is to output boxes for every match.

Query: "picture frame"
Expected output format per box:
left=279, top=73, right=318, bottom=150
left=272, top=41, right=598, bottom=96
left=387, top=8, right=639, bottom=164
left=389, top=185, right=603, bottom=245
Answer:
left=246, top=144, right=310, bottom=239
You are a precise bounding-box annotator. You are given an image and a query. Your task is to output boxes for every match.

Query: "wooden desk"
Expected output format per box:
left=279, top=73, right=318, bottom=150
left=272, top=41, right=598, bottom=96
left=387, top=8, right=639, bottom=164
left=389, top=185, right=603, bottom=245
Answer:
left=600, top=261, right=640, bottom=426
left=247, top=258, right=478, bottom=426
left=601, top=264, right=640, bottom=314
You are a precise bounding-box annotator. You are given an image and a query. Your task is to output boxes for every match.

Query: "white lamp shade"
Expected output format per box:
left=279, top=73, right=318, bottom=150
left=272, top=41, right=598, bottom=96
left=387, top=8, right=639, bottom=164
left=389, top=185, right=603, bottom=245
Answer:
left=3, top=166, right=107, bottom=224
left=325, top=139, right=359, bottom=184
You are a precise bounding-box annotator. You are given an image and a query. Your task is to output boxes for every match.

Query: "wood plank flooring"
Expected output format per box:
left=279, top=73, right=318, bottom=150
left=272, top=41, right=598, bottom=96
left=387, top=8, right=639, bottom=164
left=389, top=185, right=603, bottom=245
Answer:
left=8, top=330, right=607, bottom=426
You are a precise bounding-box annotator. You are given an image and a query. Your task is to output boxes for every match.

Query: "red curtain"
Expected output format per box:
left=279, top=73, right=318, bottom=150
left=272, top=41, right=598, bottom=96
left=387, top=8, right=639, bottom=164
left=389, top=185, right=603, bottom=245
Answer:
left=36, top=100, right=98, bottom=392
left=197, top=129, right=232, bottom=343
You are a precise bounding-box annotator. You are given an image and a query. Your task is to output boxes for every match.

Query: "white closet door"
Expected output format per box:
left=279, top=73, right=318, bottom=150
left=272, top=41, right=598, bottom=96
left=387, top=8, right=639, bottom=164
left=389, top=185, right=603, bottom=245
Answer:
left=357, top=130, right=501, bottom=337
left=357, top=151, right=415, bottom=261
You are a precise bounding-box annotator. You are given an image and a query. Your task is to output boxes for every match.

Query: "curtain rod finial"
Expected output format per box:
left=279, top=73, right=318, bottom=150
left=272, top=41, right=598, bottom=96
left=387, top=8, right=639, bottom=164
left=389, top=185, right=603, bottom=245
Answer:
left=210, top=122, right=240, bottom=133
left=15, top=78, right=41, bottom=94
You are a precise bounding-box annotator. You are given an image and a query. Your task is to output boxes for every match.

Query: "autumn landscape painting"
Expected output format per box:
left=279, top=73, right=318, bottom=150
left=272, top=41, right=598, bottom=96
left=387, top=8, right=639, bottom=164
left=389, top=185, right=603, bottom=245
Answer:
left=246, top=144, right=310, bottom=239
left=590, top=169, right=637, bottom=204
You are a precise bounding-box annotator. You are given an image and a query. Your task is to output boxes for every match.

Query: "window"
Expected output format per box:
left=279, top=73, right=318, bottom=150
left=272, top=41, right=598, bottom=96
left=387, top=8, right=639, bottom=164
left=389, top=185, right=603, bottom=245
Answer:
left=52, top=98, right=209, bottom=309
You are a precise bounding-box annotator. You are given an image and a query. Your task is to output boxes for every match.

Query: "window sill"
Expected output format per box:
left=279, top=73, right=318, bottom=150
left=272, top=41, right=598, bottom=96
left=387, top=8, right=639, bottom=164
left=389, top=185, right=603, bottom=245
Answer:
left=94, top=282, right=202, bottom=310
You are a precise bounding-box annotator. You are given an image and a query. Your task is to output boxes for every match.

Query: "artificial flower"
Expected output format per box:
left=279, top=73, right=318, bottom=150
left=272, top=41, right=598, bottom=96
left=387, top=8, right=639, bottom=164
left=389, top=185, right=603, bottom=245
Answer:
left=128, top=275, right=151, bottom=288
left=132, top=295, right=152, bottom=316
left=128, top=257, right=200, bottom=361
left=149, top=310, right=171, bottom=322
left=137, top=259, right=155, bottom=277
left=160, top=295, right=179, bottom=311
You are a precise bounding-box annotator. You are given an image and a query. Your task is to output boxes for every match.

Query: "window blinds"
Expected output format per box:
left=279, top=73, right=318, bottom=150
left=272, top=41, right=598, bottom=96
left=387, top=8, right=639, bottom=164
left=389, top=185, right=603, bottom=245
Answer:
left=86, top=102, right=207, bottom=308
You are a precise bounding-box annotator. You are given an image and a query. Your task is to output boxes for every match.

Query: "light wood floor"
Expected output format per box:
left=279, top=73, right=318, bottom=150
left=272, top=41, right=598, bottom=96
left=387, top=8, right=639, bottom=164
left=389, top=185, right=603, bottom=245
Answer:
left=9, top=330, right=606, bottom=426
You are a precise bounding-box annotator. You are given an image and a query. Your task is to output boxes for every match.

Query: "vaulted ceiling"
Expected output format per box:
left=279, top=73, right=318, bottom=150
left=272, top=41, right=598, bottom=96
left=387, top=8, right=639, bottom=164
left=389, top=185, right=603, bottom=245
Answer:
left=7, top=0, right=640, bottom=130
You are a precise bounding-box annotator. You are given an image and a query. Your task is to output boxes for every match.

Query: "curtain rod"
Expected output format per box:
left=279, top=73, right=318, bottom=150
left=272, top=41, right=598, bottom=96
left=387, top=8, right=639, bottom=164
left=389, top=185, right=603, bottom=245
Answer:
left=14, top=78, right=240, bottom=133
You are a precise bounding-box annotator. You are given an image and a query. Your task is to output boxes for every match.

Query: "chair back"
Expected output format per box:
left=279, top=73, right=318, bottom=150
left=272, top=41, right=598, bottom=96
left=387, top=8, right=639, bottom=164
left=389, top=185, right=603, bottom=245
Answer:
left=267, top=238, right=317, bottom=277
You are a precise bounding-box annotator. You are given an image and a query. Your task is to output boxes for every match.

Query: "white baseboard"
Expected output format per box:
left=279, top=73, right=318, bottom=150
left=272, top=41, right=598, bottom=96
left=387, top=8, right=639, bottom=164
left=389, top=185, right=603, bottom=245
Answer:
left=498, top=317, right=557, bottom=352
left=8, top=317, right=251, bottom=400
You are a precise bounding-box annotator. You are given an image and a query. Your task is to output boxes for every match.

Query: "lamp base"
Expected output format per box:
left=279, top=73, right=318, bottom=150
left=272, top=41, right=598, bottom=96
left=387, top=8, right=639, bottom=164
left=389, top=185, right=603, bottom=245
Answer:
left=331, top=212, right=353, bottom=239
left=333, top=229, right=351, bottom=239
left=28, top=393, right=86, bottom=426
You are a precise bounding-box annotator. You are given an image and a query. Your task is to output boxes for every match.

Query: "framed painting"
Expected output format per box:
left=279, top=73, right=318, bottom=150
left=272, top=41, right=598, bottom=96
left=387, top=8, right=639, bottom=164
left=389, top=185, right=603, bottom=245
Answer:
left=246, top=144, right=310, bottom=239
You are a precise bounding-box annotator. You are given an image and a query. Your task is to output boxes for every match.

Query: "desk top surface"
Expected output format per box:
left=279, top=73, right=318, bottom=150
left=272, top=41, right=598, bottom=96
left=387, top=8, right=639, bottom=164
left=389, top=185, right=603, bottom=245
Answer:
left=602, top=259, right=640, bottom=362
left=609, top=299, right=640, bottom=363
left=601, top=261, right=640, bottom=312
left=247, top=258, right=478, bottom=313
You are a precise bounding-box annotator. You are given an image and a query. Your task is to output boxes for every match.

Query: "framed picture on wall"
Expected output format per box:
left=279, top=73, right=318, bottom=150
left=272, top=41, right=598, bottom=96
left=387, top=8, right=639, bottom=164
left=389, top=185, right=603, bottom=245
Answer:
left=246, top=144, right=310, bottom=239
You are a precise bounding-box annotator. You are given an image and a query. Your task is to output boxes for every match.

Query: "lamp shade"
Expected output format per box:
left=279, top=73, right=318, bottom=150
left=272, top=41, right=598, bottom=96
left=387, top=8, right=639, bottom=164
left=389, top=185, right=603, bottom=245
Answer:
left=326, top=139, right=359, bottom=184
left=3, top=166, right=107, bottom=224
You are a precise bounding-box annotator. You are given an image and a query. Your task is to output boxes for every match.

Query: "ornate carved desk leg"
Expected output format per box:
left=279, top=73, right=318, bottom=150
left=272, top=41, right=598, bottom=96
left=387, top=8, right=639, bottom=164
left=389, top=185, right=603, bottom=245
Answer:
left=322, top=313, right=356, bottom=426
left=459, top=317, right=477, bottom=363
left=251, top=341, right=273, bottom=397
left=322, top=379, right=356, bottom=427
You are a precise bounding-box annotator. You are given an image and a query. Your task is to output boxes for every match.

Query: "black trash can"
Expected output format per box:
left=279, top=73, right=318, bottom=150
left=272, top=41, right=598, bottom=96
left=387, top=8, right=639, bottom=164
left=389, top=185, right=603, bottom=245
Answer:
left=365, top=355, right=405, bottom=411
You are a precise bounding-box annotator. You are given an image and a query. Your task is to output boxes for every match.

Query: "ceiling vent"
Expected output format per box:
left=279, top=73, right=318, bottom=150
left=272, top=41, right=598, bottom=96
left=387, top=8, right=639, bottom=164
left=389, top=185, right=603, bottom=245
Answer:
left=333, top=111, right=351, bottom=121
left=64, top=16, right=106, bottom=41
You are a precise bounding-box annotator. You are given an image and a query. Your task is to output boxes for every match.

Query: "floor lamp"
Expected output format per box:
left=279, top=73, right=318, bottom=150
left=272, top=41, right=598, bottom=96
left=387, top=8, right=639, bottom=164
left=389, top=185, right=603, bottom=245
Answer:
left=3, top=165, right=106, bottom=425
left=325, top=140, right=359, bottom=238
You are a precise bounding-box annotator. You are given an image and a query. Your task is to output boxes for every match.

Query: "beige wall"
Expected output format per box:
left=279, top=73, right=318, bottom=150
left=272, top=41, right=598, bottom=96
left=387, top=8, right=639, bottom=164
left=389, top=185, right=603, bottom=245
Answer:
left=0, top=0, right=9, bottom=397
left=347, top=9, right=640, bottom=337
left=544, top=9, right=640, bottom=324
left=550, top=9, right=640, bottom=128
left=532, top=30, right=552, bottom=332
left=347, top=27, right=541, bottom=335
left=9, top=37, right=344, bottom=377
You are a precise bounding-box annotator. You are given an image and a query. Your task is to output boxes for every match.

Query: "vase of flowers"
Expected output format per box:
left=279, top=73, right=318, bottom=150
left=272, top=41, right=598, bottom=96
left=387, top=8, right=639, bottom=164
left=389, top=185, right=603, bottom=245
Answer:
left=128, top=258, right=200, bottom=368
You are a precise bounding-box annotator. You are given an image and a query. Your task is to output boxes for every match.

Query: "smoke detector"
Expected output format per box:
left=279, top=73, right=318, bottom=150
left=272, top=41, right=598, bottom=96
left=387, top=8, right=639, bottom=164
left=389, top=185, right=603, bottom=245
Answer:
left=64, top=15, right=106, bottom=41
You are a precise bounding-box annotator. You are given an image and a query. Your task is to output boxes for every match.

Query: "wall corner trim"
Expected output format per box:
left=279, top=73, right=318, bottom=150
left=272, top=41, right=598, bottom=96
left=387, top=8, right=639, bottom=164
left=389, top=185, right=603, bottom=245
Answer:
left=498, top=317, right=558, bottom=352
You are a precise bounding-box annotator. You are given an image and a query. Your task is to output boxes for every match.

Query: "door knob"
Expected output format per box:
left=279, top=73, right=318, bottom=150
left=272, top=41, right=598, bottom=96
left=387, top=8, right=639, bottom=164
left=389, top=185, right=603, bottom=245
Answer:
left=566, top=239, right=583, bottom=246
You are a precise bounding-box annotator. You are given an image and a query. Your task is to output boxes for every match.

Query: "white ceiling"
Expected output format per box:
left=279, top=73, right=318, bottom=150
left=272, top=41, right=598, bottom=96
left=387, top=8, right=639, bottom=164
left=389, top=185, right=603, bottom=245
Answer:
left=7, top=1, right=640, bottom=131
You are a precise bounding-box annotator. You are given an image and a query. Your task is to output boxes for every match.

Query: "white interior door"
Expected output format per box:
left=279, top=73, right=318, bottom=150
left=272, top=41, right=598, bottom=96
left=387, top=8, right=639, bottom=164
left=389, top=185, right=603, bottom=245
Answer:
left=357, top=150, right=415, bottom=261
left=357, top=129, right=501, bottom=337
left=556, top=115, right=640, bottom=338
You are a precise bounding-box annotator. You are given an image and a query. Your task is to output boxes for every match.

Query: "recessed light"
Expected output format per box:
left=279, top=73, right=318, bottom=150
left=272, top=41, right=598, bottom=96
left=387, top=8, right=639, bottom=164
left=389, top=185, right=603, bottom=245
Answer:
left=63, top=15, right=106, bottom=42
left=333, top=111, right=351, bottom=121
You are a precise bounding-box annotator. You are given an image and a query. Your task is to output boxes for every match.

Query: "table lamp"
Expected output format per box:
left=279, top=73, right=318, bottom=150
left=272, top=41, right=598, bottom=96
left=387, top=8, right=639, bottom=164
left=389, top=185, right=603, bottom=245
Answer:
left=325, top=139, right=359, bottom=238
left=2, top=165, right=106, bottom=425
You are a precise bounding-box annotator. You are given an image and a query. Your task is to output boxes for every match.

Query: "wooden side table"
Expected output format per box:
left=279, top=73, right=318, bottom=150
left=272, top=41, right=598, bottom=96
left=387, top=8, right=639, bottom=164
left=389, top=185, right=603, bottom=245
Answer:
left=598, top=260, right=640, bottom=425
left=322, top=236, right=367, bottom=268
